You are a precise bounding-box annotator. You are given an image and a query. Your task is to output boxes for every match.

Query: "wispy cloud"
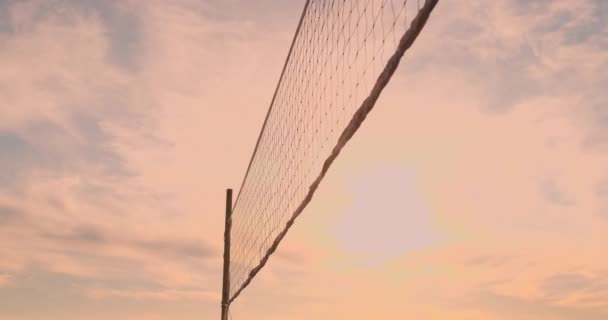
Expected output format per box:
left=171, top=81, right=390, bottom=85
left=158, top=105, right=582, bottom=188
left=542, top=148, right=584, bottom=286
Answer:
left=540, top=272, right=608, bottom=307
left=474, top=289, right=608, bottom=320
left=0, top=0, right=218, bottom=308
left=86, top=287, right=216, bottom=301
left=541, top=177, right=576, bottom=206
left=1, top=0, right=607, bottom=319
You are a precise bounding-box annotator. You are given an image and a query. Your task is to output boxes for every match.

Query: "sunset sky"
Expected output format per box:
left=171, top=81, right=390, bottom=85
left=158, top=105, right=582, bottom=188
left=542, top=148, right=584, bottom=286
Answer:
left=1, top=0, right=608, bottom=319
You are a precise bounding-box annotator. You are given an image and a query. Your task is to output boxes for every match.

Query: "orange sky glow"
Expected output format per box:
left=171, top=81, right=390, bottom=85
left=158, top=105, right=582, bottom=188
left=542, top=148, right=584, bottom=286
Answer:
left=1, top=0, right=607, bottom=319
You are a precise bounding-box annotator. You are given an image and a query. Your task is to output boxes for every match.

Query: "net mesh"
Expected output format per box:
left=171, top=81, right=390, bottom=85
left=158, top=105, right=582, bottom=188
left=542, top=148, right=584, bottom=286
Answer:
left=228, top=0, right=438, bottom=303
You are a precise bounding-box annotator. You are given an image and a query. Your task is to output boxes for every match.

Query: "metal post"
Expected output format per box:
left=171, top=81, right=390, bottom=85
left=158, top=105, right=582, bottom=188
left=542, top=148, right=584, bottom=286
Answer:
left=221, top=189, right=233, bottom=320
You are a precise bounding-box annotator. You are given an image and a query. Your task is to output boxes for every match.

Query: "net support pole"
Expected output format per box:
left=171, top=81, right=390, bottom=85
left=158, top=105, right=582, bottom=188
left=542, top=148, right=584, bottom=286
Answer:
left=221, top=189, right=233, bottom=320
